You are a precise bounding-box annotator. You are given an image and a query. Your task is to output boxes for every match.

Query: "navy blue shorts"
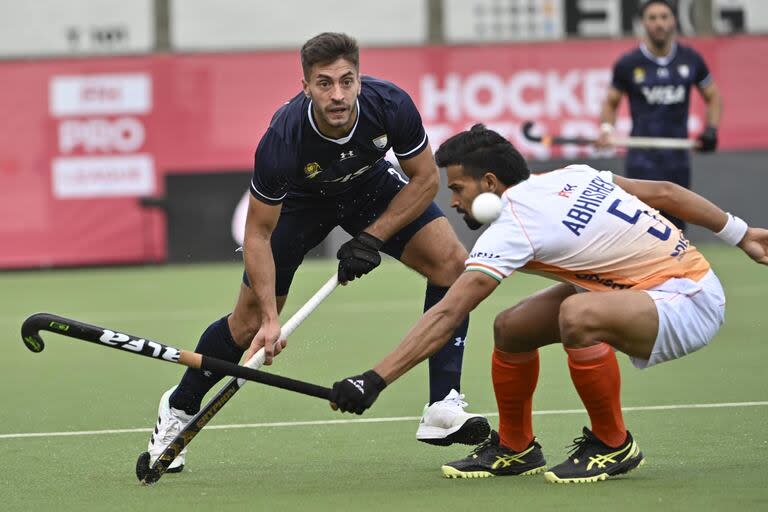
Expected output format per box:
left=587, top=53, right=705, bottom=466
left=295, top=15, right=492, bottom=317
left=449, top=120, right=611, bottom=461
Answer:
left=244, top=168, right=444, bottom=295
left=625, top=149, right=690, bottom=188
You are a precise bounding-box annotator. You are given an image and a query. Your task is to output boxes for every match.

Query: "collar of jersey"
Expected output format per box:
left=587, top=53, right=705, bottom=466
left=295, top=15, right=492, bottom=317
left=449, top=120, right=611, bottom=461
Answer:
left=639, top=41, right=678, bottom=66
left=307, top=98, right=361, bottom=145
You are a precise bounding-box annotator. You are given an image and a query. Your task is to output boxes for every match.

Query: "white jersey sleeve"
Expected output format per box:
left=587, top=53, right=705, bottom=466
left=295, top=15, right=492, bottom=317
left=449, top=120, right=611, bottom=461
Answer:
left=464, top=198, right=535, bottom=282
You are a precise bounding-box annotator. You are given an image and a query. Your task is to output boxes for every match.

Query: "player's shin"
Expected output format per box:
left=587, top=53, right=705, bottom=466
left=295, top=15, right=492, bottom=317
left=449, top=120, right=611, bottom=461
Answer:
left=169, top=316, right=245, bottom=415
left=565, top=343, right=627, bottom=447
left=424, top=284, right=467, bottom=403
left=492, top=348, right=540, bottom=452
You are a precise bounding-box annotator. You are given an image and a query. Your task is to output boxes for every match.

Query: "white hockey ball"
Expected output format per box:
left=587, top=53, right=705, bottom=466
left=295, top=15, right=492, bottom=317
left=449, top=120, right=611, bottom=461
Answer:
left=471, top=192, right=503, bottom=224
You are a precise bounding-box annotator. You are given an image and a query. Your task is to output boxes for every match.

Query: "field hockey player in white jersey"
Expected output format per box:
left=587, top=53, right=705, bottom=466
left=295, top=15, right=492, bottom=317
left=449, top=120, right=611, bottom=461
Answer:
left=328, top=123, right=768, bottom=483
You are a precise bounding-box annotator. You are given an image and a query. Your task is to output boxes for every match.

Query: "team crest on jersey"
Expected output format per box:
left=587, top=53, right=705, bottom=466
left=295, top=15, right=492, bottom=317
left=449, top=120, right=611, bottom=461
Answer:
left=677, top=64, right=690, bottom=78
left=303, top=162, right=322, bottom=179
left=372, top=134, right=388, bottom=149
left=633, top=67, right=645, bottom=83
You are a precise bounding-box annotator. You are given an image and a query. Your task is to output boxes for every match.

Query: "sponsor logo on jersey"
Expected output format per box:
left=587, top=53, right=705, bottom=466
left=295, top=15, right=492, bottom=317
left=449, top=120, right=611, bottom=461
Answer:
left=340, top=150, right=356, bottom=161
left=303, top=162, right=323, bottom=179
left=657, top=67, right=670, bottom=78
left=323, top=164, right=373, bottom=183
left=558, top=184, right=577, bottom=198
left=573, top=272, right=631, bottom=290
left=468, top=250, right=501, bottom=259
left=640, top=85, right=685, bottom=105
left=677, top=64, right=690, bottom=78
left=373, top=134, right=388, bottom=149
left=633, top=67, right=646, bottom=83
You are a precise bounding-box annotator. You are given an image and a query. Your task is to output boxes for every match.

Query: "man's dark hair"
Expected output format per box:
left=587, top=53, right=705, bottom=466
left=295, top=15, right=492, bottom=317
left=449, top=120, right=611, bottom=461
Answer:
left=300, top=32, right=359, bottom=78
left=639, top=0, right=676, bottom=17
left=434, top=124, right=530, bottom=186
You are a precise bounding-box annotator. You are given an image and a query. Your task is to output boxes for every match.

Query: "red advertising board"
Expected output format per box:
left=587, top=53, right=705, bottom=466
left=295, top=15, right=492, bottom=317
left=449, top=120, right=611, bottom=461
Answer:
left=1, top=36, right=767, bottom=268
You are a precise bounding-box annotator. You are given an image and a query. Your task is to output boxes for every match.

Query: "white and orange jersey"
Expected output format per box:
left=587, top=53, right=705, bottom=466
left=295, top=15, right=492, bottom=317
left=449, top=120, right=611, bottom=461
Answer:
left=465, top=164, right=710, bottom=291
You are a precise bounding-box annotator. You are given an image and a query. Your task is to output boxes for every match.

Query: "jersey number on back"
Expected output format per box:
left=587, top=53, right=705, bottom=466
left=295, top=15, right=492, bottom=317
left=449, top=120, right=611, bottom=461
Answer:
left=607, top=199, right=671, bottom=241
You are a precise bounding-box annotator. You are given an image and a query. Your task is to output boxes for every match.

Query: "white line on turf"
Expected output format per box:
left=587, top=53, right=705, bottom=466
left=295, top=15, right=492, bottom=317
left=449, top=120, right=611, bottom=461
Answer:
left=1, top=400, right=766, bottom=440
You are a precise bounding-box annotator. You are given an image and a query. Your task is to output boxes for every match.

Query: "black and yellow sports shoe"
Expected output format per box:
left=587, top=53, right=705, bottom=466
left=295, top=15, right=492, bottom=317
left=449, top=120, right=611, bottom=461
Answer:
left=544, top=427, right=644, bottom=484
left=441, top=430, right=547, bottom=478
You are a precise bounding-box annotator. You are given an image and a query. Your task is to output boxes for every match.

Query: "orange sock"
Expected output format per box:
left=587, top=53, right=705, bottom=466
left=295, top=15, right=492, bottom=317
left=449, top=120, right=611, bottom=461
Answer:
left=492, top=348, right=539, bottom=452
left=565, top=343, right=627, bottom=448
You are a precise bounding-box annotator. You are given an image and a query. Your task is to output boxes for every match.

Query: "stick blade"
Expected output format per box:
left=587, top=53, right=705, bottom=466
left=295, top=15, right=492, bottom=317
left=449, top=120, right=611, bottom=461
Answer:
left=142, top=466, right=163, bottom=485
left=21, top=313, right=50, bottom=353
left=521, top=121, right=541, bottom=142
left=135, top=451, right=151, bottom=483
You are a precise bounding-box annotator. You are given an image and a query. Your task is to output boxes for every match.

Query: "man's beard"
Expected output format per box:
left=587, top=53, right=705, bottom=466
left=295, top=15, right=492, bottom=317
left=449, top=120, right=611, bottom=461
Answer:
left=649, top=29, right=671, bottom=49
left=459, top=211, right=483, bottom=230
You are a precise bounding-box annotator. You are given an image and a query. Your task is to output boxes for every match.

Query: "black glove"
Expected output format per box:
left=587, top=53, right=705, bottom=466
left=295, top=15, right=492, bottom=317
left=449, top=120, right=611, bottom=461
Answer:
left=330, top=370, right=387, bottom=415
left=337, top=232, right=383, bottom=283
left=697, top=125, right=718, bottom=153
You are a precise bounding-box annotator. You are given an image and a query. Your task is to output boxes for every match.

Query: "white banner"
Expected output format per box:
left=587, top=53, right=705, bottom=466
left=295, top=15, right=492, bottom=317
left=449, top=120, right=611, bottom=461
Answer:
left=52, top=155, right=155, bottom=199
left=50, top=74, right=152, bottom=117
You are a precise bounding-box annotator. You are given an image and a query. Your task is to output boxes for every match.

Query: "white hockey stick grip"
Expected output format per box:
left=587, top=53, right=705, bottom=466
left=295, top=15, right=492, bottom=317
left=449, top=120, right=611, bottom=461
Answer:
left=237, top=273, right=339, bottom=382
left=612, top=136, right=697, bottom=149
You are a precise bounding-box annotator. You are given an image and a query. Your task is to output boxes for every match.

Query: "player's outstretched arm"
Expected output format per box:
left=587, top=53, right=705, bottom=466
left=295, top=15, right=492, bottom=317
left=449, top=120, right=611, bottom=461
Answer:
left=614, top=176, right=730, bottom=232
left=614, top=176, right=766, bottom=262
left=738, top=228, right=768, bottom=265
left=329, top=271, right=499, bottom=414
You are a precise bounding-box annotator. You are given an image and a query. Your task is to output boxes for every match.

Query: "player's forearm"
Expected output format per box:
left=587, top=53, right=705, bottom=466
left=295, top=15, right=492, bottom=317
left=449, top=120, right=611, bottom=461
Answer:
left=600, top=101, right=618, bottom=126
left=705, top=89, right=722, bottom=128
left=374, top=305, right=463, bottom=384
left=600, top=88, right=622, bottom=126
left=364, top=171, right=438, bottom=241
left=243, top=236, right=279, bottom=323
left=643, top=182, right=728, bottom=232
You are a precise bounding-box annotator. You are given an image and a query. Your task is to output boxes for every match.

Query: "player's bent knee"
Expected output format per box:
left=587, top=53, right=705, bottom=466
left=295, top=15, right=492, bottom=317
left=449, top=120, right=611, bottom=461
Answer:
left=493, top=307, right=528, bottom=352
left=422, top=243, right=467, bottom=285
left=558, top=296, right=600, bottom=347
left=443, top=244, right=468, bottom=282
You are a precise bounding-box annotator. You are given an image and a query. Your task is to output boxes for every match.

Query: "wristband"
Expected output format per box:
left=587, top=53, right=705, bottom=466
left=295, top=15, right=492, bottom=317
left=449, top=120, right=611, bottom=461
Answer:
left=358, top=231, right=384, bottom=250
left=715, top=213, right=748, bottom=245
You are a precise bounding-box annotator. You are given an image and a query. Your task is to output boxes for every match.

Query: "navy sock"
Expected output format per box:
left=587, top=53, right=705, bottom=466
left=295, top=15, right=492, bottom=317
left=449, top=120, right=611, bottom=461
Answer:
left=425, top=283, right=469, bottom=404
left=169, top=315, right=245, bottom=415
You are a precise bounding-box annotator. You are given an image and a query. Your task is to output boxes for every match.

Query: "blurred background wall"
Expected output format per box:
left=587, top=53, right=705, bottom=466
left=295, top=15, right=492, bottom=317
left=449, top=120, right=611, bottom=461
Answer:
left=1, top=0, right=765, bottom=268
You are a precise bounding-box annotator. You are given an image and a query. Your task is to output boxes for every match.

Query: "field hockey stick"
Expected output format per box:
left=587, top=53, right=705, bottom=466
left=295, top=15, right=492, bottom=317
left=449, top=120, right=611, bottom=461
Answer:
left=137, top=273, right=339, bottom=484
left=21, top=313, right=332, bottom=399
left=521, top=121, right=697, bottom=150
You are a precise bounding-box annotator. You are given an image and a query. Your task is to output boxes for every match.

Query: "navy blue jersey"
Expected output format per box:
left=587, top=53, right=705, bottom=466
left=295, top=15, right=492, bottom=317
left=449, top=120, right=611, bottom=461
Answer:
left=612, top=42, right=712, bottom=169
left=250, top=76, right=428, bottom=205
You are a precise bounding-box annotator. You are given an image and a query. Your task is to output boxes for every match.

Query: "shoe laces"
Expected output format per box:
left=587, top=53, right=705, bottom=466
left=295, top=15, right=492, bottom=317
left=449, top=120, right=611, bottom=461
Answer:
left=441, top=392, right=468, bottom=409
left=469, top=432, right=498, bottom=456
left=565, top=434, right=589, bottom=458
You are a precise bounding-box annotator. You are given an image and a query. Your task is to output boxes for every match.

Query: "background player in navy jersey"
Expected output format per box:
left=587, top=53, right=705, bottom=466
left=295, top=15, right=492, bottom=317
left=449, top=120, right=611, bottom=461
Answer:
left=143, top=32, right=490, bottom=473
left=597, top=0, right=722, bottom=230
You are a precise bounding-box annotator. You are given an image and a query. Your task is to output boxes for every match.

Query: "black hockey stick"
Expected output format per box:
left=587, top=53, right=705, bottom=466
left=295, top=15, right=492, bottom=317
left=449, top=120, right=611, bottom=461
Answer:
left=136, top=274, right=338, bottom=485
left=21, top=313, right=332, bottom=400
left=521, top=121, right=696, bottom=149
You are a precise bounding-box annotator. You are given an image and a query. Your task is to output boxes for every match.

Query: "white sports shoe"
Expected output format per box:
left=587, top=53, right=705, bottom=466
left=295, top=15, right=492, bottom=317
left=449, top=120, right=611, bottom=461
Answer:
left=147, top=385, right=193, bottom=473
left=416, top=389, right=491, bottom=446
